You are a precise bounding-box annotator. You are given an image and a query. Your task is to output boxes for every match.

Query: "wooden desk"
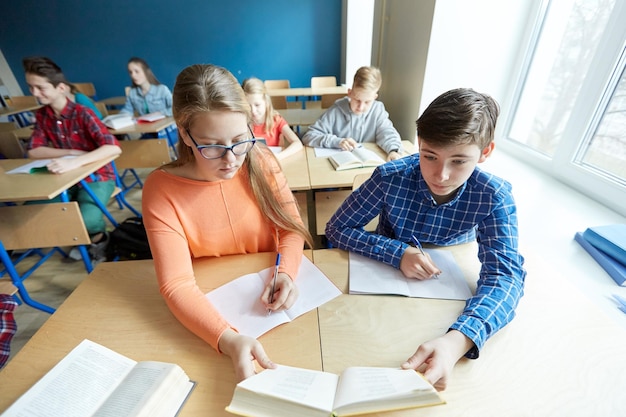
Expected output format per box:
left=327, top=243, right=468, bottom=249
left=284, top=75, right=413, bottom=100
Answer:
left=109, top=116, right=178, bottom=156
left=0, top=253, right=322, bottom=416
left=0, top=157, right=117, bottom=203
left=313, top=247, right=626, bottom=416
left=306, top=141, right=416, bottom=189
left=266, top=85, right=348, bottom=97
left=108, top=116, right=175, bottom=136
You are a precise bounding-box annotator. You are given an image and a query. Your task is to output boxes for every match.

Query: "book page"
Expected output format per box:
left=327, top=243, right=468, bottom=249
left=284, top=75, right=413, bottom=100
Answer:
left=349, top=250, right=472, bottom=300
left=206, top=271, right=292, bottom=338
left=329, top=151, right=361, bottom=170
left=94, top=362, right=194, bottom=417
left=206, top=256, right=341, bottom=338
left=6, top=156, right=76, bottom=174
left=2, top=339, right=136, bottom=417
left=351, top=147, right=385, bottom=166
left=333, top=367, right=440, bottom=412
left=234, top=365, right=338, bottom=413
left=313, top=147, right=342, bottom=158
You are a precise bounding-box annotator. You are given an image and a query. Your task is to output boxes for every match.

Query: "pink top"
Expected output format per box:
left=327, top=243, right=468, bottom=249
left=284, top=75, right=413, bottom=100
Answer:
left=251, top=114, right=288, bottom=146
left=142, top=150, right=304, bottom=350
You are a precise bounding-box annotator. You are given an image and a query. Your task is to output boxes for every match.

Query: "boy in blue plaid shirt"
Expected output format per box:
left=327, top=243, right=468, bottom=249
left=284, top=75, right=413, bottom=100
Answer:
left=326, top=88, right=526, bottom=391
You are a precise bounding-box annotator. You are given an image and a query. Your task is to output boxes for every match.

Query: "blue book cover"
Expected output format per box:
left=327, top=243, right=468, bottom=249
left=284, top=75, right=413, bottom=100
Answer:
left=575, top=232, right=626, bottom=286
left=582, top=224, right=626, bottom=265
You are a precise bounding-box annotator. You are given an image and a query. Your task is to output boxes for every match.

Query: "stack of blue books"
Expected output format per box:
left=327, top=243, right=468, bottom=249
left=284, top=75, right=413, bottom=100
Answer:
left=574, top=224, right=626, bottom=286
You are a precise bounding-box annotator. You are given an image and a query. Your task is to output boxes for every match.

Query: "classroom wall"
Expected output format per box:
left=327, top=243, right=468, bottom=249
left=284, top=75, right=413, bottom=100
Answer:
left=0, top=0, right=342, bottom=100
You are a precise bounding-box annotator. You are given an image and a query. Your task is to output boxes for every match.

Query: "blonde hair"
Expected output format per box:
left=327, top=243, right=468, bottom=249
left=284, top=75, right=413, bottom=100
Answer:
left=242, top=77, right=277, bottom=137
left=169, top=64, right=311, bottom=247
left=352, top=66, right=382, bottom=93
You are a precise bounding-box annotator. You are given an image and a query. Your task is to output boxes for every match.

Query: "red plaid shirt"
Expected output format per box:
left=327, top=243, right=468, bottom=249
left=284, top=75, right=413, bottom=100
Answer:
left=0, top=294, right=17, bottom=368
left=28, top=100, right=120, bottom=182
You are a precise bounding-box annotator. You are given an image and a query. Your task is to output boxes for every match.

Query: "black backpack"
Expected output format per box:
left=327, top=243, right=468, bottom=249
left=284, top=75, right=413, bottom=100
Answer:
left=105, top=217, right=152, bottom=261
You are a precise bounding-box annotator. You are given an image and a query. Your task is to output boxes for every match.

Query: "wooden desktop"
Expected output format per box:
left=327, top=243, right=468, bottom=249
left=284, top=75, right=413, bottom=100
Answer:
left=3, top=245, right=625, bottom=415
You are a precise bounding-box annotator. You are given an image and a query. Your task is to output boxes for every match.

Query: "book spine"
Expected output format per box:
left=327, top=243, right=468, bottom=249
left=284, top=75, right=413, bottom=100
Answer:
left=582, top=230, right=626, bottom=265
left=575, top=232, right=626, bottom=286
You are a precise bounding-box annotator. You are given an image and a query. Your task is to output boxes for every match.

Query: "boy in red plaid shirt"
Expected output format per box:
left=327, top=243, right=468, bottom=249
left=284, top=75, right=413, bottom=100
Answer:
left=23, top=57, right=121, bottom=258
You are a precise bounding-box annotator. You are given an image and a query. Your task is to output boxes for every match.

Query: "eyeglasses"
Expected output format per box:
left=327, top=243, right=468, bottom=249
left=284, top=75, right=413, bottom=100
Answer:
left=186, top=128, right=257, bottom=160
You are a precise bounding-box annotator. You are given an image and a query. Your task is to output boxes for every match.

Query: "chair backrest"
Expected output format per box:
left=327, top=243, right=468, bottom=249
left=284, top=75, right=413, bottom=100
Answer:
left=311, top=76, right=337, bottom=88
left=95, top=101, right=109, bottom=118
left=264, top=80, right=290, bottom=89
left=352, top=173, right=371, bottom=190
left=270, top=96, right=288, bottom=110
left=116, top=139, right=171, bottom=170
left=0, top=129, right=26, bottom=159
left=73, top=82, right=97, bottom=99
left=321, top=93, right=345, bottom=109
left=7, top=96, right=38, bottom=107
left=0, top=202, right=91, bottom=250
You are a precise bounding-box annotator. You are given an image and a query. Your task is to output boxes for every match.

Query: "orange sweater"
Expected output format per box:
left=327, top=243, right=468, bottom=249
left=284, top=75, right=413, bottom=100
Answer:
left=142, top=156, right=304, bottom=351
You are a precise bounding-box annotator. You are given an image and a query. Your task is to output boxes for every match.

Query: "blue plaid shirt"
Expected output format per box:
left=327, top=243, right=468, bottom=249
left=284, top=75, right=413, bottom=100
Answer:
left=326, top=155, right=526, bottom=358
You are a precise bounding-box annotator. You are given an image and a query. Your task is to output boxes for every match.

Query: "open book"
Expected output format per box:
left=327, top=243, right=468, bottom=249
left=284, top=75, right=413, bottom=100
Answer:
left=103, top=113, right=135, bottom=129
left=5, top=156, right=77, bottom=174
left=226, top=365, right=445, bottom=417
left=328, top=147, right=385, bottom=171
left=206, top=256, right=341, bottom=338
left=349, top=250, right=473, bottom=300
left=136, top=111, right=166, bottom=123
left=1, top=339, right=195, bottom=417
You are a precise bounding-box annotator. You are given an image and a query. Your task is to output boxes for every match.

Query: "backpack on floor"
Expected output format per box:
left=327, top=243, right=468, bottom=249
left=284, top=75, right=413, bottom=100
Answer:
left=105, top=217, right=152, bottom=261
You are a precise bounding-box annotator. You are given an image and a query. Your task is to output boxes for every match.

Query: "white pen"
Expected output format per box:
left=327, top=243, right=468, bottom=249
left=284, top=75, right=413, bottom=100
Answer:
left=411, top=235, right=439, bottom=279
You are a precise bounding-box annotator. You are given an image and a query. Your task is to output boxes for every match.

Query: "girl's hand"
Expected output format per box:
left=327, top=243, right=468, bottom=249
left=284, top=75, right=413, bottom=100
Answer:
left=218, top=329, right=276, bottom=381
left=261, top=272, right=299, bottom=312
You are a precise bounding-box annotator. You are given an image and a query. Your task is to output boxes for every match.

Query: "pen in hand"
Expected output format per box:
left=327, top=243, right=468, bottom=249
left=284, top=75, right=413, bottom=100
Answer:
left=267, top=253, right=281, bottom=316
left=410, top=235, right=439, bottom=279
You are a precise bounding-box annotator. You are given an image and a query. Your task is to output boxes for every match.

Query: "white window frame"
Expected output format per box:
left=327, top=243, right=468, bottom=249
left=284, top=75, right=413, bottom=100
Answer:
left=498, top=0, right=626, bottom=216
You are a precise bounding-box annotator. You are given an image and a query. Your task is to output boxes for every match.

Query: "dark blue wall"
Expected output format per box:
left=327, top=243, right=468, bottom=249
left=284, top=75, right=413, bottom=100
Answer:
left=0, top=0, right=342, bottom=99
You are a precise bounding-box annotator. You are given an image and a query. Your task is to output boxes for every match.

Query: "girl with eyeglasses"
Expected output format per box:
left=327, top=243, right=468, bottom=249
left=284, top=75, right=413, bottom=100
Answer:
left=141, top=64, right=312, bottom=382
left=242, top=77, right=303, bottom=161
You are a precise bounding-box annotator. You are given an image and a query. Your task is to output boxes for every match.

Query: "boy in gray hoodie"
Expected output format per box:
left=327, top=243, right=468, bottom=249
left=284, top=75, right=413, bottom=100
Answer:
left=302, top=66, right=403, bottom=161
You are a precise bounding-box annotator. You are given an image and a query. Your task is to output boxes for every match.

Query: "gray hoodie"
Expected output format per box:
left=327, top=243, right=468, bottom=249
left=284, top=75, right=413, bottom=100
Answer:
left=301, top=97, right=402, bottom=153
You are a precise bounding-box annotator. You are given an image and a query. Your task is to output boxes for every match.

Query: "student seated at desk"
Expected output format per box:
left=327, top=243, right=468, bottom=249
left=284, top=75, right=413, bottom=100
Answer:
left=22, top=56, right=121, bottom=261
left=142, top=64, right=312, bottom=381
left=242, top=77, right=303, bottom=161
left=301, top=66, right=403, bottom=161
left=325, top=88, right=526, bottom=391
left=119, top=57, right=173, bottom=117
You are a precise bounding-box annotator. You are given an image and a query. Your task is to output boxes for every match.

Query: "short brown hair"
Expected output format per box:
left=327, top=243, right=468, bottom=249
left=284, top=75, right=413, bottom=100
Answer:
left=417, top=88, right=500, bottom=149
left=22, top=56, right=68, bottom=87
left=352, top=66, right=382, bottom=93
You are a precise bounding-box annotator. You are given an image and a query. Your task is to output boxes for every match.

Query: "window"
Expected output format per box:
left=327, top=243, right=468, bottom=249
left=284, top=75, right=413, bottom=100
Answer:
left=503, top=0, right=625, bottom=215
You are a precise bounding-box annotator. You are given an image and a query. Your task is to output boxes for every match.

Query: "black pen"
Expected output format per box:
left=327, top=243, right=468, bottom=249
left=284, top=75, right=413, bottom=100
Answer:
left=267, top=253, right=281, bottom=316
left=411, top=235, right=439, bottom=279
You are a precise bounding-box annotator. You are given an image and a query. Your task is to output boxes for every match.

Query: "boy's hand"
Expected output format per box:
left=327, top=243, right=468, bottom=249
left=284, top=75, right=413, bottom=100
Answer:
left=46, top=156, right=83, bottom=174
left=339, top=138, right=359, bottom=151
left=399, top=247, right=442, bottom=279
left=218, top=330, right=277, bottom=382
left=401, top=330, right=474, bottom=391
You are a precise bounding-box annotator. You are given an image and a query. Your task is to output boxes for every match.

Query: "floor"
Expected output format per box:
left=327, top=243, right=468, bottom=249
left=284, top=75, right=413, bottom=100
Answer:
left=4, top=151, right=626, bottom=366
